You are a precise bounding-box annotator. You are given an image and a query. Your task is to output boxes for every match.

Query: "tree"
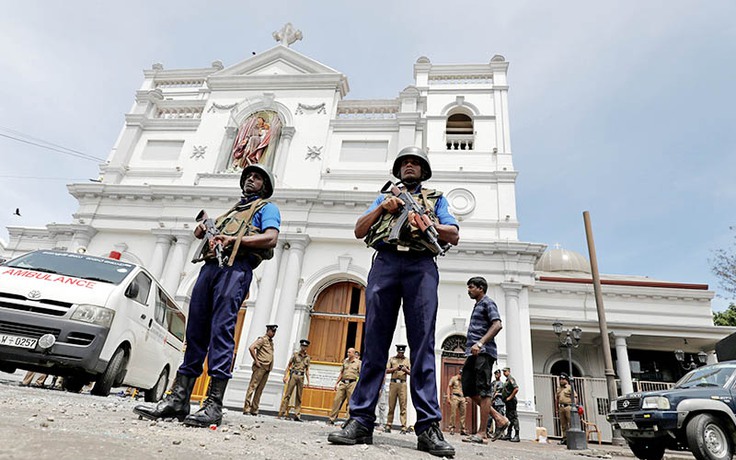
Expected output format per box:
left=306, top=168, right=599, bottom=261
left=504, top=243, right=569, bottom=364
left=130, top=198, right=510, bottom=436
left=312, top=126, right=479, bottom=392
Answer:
left=713, top=303, right=736, bottom=327
left=711, top=227, right=736, bottom=297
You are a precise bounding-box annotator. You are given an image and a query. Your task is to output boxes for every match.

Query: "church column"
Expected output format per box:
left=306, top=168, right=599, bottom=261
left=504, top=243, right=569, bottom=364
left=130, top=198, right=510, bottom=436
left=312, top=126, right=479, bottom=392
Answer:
left=148, top=232, right=174, bottom=280
left=241, top=241, right=285, bottom=364
left=501, top=282, right=532, bottom=403
left=160, top=231, right=194, bottom=295
left=614, top=333, right=634, bottom=395
left=273, top=234, right=311, bottom=369
left=273, top=126, right=295, bottom=184
left=69, top=225, right=97, bottom=253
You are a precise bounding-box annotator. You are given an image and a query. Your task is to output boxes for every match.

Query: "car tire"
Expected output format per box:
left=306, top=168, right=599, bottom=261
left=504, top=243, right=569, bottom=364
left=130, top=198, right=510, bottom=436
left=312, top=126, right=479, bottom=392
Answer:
left=144, top=367, right=169, bottom=402
left=686, top=413, right=733, bottom=460
left=628, top=440, right=666, bottom=460
left=91, top=348, right=126, bottom=397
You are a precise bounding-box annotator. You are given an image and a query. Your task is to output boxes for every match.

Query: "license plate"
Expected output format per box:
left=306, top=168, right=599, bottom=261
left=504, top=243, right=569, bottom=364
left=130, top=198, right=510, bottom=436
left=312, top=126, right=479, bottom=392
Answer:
left=619, top=421, right=637, bottom=430
left=0, top=334, right=38, bottom=349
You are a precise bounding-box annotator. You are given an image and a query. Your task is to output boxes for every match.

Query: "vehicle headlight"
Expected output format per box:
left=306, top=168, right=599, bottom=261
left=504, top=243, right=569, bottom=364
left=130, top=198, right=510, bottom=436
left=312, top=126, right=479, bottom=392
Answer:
left=71, top=304, right=115, bottom=328
left=642, top=396, right=670, bottom=410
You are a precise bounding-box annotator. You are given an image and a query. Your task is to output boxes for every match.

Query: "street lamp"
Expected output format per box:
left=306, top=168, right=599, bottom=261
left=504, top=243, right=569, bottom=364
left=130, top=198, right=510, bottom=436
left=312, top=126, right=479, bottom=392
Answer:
left=553, top=320, right=587, bottom=450
left=674, top=350, right=708, bottom=371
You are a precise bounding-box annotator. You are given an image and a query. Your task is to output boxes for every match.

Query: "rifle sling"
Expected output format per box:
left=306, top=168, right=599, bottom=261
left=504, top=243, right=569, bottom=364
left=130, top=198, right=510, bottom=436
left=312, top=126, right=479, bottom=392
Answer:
left=227, top=198, right=263, bottom=267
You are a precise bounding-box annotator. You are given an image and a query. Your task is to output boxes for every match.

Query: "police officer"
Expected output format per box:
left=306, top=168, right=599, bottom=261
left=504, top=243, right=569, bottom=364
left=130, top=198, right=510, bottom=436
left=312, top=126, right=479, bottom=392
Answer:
left=445, top=368, right=467, bottom=436
left=243, top=324, right=278, bottom=415
left=556, top=373, right=574, bottom=445
left=486, top=369, right=506, bottom=435
left=501, top=367, right=520, bottom=442
left=385, top=344, right=411, bottom=433
left=328, top=146, right=459, bottom=458
left=278, top=339, right=311, bottom=421
left=134, top=164, right=280, bottom=427
left=327, top=348, right=362, bottom=425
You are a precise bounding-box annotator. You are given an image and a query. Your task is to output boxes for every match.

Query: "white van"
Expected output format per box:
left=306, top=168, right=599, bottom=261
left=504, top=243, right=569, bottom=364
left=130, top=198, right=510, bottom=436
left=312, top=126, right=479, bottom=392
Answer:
left=0, top=250, right=185, bottom=401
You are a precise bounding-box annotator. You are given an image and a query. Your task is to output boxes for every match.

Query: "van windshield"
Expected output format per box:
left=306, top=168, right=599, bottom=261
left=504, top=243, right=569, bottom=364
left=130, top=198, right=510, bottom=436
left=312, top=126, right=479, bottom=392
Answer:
left=3, top=250, right=135, bottom=285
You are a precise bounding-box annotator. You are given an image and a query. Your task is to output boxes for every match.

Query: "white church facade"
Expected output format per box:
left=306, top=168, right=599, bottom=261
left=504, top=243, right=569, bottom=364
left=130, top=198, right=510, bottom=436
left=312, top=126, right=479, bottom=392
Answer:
left=4, top=28, right=732, bottom=441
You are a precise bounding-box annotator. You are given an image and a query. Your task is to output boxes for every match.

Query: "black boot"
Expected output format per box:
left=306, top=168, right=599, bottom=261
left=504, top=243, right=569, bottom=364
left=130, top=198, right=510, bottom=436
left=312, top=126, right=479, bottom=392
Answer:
left=133, top=373, right=196, bottom=421
left=417, top=422, right=455, bottom=458
left=183, top=378, right=228, bottom=427
left=327, top=418, right=373, bottom=445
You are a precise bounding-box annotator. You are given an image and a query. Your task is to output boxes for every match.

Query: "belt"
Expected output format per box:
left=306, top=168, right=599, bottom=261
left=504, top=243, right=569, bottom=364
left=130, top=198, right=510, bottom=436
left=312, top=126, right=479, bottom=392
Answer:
left=391, top=379, right=406, bottom=384
left=379, top=246, right=434, bottom=258
left=559, top=403, right=571, bottom=407
left=341, top=379, right=356, bottom=384
left=291, top=370, right=305, bottom=376
left=452, top=393, right=463, bottom=397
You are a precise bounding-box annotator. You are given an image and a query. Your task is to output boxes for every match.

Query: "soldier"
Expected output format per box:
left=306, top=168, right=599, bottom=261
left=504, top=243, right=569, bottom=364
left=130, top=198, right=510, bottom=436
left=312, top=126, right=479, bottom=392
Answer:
left=328, top=146, right=459, bottom=458
left=243, top=324, right=278, bottom=415
left=134, top=164, right=280, bottom=427
left=385, top=344, right=411, bottom=433
left=462, top=276, right=509, bottom=443
left=501, top=367, right=520, bottom=442
left=486, top=369, right=506, bottom=435
left=327, top=348, right=361, bottom=425
left=556, top=373, right=574, bottom=445
left=278, top=339, right=311, bottom=421
left=445, top=368, right=467, bottom=436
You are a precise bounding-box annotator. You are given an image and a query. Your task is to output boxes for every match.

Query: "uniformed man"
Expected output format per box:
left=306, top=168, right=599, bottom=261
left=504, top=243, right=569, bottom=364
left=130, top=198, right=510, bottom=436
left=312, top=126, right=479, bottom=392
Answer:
left=501, top=367, right=520, bottom=442
left=278, top=339, right=311, bottom=421
left=385, top=344, right=411, bottom=433
left=445, top=368, right=467, bottom=436
left=134, top=164, right=280, bottom=427
left=486, top=369, right=506, bottom=435
left=328, top=146, right=459, bottom=458
left=243, top=324, right=278, bottom=415
left=327, top=348, right=361, bottom=425
left=556, top=373, right=574, bottom=445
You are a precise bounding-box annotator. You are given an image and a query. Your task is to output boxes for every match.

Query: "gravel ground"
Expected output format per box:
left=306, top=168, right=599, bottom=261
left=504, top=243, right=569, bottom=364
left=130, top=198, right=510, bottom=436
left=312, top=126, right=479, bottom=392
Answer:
left=0, top=371, right=692, bottom=460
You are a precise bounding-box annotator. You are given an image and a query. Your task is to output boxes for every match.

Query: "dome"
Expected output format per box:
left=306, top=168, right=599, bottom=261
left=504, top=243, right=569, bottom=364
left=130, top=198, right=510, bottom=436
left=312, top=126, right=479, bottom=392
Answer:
left=535, top=248, right=591, bottom=274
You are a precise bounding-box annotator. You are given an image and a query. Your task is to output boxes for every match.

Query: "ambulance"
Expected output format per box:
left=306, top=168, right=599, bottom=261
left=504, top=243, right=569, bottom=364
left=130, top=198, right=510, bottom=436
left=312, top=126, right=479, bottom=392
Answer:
left=0, top=250, right=186, bottom=400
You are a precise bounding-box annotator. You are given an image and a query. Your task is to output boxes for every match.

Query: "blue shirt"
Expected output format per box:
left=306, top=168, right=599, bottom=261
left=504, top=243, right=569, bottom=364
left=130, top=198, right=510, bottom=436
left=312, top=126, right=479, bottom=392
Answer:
left=364, top=193, right=459, bottom=228
left=465, top=295, right=502, bottom=358
left=253, top=202, right=281, bottom=232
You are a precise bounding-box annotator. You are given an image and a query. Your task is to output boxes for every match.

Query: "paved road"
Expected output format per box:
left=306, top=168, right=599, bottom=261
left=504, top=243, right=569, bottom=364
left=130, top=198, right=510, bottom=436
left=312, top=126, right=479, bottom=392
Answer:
left=0, top=372, right=690, bottom=460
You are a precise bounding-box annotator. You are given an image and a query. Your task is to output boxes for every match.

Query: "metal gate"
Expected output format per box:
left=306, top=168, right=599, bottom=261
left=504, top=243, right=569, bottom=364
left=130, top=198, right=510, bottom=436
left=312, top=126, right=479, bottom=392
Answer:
left=533, top=375, right=675, bottom=444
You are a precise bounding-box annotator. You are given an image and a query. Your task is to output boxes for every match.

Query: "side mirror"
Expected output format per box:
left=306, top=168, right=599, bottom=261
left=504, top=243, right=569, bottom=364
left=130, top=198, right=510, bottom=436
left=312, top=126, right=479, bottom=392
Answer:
left=125, top=281, right=139, bottom=300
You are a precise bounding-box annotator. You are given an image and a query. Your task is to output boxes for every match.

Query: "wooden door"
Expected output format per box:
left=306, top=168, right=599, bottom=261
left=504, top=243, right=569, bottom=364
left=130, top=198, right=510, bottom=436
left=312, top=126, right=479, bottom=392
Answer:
left=440, top=358, right=477, bottom=433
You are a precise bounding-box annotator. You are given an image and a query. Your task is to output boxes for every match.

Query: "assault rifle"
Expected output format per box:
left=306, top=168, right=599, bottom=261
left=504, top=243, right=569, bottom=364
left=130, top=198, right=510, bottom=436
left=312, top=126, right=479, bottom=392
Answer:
left=191, top=210, right=225, bottom=267
left=381, top=181, right=450, bottom=256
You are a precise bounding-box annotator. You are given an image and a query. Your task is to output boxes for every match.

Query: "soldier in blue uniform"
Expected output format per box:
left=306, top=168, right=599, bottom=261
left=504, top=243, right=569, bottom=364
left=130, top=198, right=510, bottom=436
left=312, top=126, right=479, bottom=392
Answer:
left=328, top=146, right=459, bottom=458
left=134, top=164, right=281, bottom=427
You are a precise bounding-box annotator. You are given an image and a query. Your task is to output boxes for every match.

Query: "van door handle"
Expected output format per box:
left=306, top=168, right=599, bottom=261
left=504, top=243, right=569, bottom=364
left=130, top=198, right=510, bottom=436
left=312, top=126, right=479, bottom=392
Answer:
left=148, top=319, right=153, bottom=328
left=140, top=314, right=146, bottom=320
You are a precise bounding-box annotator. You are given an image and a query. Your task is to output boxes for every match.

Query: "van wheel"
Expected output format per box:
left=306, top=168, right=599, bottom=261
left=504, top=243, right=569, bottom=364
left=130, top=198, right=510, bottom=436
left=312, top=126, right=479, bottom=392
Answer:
left=91, top=348, right=126, bottom=397
left=144, top=368, right=169, bottom=402
left=686, top=413, right=733, bottom=460
left=62, top=375, right=87, bottom=393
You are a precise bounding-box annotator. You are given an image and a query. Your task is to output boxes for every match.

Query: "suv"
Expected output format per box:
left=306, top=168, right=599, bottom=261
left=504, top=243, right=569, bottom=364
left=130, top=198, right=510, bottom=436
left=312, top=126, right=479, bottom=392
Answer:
left=608, top=361, right=736, bottom=460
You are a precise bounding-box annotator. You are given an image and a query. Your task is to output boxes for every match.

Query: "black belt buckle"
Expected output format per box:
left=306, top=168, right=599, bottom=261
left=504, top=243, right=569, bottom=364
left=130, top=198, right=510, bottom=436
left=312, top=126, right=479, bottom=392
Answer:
left=342, top=379, right=355, bottom=384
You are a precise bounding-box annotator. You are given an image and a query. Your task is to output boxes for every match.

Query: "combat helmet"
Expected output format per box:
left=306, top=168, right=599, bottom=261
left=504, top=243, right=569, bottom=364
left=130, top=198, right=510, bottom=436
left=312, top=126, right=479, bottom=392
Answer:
left=240, top=164, right=275, bottom=199
left=392, top=146, right=432, bottom=181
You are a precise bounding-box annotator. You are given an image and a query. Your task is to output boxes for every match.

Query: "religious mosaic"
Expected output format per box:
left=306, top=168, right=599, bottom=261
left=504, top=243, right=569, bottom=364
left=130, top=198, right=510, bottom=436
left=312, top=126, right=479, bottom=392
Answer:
left=230, top=111, right=282, bottom=168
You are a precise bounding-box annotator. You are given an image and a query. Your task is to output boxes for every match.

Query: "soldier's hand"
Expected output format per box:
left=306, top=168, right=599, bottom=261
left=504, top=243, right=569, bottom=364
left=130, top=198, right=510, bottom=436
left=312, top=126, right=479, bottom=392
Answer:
left=381, top=196, right=404, bottom=214
left=213, top=235, right=236, bottom=248
left=254, top=361, right=261, bottom=369
left=283, top=376, right=288, bottom=383
left=408, top=212, right=433, bottom=231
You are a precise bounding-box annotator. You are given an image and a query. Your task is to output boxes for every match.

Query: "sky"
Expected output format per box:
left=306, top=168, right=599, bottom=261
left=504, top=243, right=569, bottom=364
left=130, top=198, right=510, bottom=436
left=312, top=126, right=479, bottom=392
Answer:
left=0, top=1, right=734, bottom=311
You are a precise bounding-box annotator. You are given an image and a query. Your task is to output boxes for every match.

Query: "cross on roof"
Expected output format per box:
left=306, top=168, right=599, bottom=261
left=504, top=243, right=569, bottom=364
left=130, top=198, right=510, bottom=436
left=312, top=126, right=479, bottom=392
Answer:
left=273, top=23, right=303, bottom=48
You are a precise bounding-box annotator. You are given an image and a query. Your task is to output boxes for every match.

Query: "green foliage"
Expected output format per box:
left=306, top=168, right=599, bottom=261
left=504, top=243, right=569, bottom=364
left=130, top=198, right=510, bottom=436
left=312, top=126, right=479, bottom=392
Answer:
left=711, top=227, right=736, bottom=298
left=713, top=303, right=736, bottom=327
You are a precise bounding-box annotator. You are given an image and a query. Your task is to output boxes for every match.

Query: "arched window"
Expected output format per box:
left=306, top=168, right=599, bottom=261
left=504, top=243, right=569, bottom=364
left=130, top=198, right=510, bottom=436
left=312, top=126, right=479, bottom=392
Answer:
left=441, top=334, right=467, bottom=358
left=307, top=281, right=366, bottom=363
left=445, top=113, right=474, bottom=150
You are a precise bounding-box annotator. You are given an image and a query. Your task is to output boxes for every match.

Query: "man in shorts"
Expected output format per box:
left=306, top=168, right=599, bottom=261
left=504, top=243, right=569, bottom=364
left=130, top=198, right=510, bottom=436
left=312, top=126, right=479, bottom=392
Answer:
left=461, top=276, right=509, bottom=443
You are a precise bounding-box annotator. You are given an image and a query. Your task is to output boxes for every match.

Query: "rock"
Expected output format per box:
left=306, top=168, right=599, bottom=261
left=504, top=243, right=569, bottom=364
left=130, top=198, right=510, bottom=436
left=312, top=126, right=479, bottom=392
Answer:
left=221, top=426, right=229, bottom=432
left=46, top=416, right=54, bottom=422
left=40, top=422, right=49, bottom=428
left=233, top=431, right=241, bottom=436
left=173, top=440, right=182, bottom=445
left=224, top=435, right=231, bottom=441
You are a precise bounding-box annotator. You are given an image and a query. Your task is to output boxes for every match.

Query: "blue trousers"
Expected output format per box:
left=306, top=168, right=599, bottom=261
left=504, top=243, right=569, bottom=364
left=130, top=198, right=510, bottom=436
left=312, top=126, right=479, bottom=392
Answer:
left=179, top=258, right=253, bottom=379
left=349, top=250, right=442, bottom=435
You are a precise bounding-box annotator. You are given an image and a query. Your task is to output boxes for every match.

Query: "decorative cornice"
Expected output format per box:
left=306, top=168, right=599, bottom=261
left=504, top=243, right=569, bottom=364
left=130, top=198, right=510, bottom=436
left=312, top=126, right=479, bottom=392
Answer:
left=322, top=169, right=517, bottom=183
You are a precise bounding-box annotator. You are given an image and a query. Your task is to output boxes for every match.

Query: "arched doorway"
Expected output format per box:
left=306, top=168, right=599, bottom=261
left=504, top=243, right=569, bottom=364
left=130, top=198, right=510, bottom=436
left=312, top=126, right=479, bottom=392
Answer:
left=300, top=281, right=366, bottom=417
left=439, top=334, right=478, bottom=433
left=550, top=360, right=582, bottom=378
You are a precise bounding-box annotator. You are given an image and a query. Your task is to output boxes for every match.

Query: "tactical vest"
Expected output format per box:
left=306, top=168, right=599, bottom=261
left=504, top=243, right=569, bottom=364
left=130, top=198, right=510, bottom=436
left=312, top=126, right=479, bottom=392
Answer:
left=364, top=188, right=443, bottom=254
left=210, top=200, right=274, bottom=268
